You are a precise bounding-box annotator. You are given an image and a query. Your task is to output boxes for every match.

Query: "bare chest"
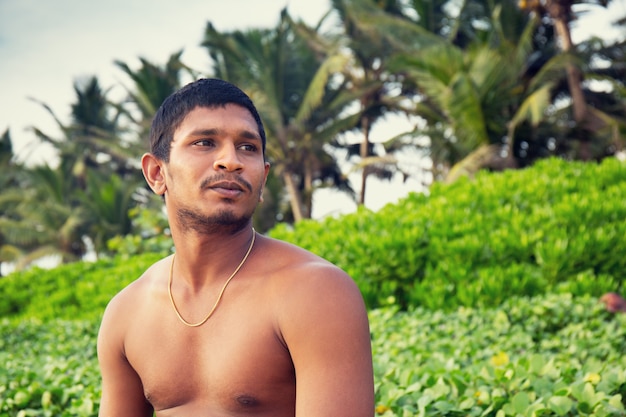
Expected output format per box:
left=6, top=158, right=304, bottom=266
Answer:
left=124, top=296, right=295, bottom=415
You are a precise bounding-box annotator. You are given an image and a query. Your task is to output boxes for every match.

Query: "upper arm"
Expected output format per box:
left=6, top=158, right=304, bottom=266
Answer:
left=279, top=264, right=374, bottom=417
left=97, top=295, right=153, bottom=417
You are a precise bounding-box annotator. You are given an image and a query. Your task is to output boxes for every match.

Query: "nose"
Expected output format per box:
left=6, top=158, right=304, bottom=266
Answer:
left=213, top=144, right=243, bottom=172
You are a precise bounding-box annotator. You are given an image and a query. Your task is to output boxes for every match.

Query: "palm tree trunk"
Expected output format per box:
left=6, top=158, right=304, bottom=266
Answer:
left=282, top=172, right=305, bottom=222
left=359, top=116, right=371, bottom=205
left=304, top=160, right=313, bottom=219
left=547, top=0, right=592, bottom=159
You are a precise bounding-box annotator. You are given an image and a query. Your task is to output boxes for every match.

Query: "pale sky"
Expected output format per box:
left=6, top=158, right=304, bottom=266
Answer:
left=0, top=0, right=329, bottom=164
left=0, top=0, right=624, bottom=218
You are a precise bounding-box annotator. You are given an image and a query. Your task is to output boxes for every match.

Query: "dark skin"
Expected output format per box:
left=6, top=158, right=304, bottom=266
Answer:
left=97, top=105, right=375, bottom=416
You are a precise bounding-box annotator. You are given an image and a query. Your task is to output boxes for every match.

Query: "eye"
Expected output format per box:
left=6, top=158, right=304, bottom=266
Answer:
left=194, top=139, right=215, bottom=147
left=238, top=143, right=258, bottom=152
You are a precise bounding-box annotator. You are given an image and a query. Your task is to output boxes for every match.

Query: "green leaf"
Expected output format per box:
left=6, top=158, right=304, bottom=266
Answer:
left=548, top=396, right=574, bottom=416
left=507, top=392, right=531, bottom=415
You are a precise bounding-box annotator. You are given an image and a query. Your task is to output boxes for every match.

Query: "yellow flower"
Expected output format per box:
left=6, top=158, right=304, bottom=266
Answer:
left=376, top=404, right=390, bottom=414
left=584, top=373, right=601, bottom=384
left=491, top=351, right=509, bottom=367
left=473, top=390, right=483, bottom=405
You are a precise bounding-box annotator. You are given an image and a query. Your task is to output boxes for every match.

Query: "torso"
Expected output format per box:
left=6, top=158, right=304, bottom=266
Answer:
left=118, top=237, right=311, bottom=416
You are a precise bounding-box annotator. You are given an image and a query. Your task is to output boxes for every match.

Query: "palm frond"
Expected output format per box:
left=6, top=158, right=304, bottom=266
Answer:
left=510, top=83, right=554, bottom=129
left=295, top=54, right=351, bottom=123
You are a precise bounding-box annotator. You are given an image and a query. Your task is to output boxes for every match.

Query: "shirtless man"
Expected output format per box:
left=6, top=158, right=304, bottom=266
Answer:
left=97, top=78, right=375, bottom=416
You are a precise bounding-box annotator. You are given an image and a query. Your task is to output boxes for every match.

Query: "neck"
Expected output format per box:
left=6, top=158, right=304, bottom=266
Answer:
left=168, top=228, right=256, bottom=327
left=170, top=225, right=256, bottom=290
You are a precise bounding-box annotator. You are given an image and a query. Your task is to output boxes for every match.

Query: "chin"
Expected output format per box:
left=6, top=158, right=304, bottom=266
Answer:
left=177, top=207, right=253, bottom=234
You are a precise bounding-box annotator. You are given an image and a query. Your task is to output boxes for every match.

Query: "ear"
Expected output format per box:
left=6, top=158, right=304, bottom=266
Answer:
left=260, top=161, right=271, bottom=203
left=142, top=153, right=167, bottom=196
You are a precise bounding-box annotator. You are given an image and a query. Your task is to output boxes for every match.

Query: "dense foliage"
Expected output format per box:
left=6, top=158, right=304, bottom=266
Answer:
left=2, top=0, right=625, bottom=271
left=1, top=294, right=624, bottom=416
left=4, top=158, right=625, bottom=317
left=371, top=294, right=626, bottom=416
left=0, top=253, right=161, bottom=322
left=0, top=319, right=100, bottom=416
left=270, top=157, right=626, bottom=309
left=2, top=158, right=626, bottom=416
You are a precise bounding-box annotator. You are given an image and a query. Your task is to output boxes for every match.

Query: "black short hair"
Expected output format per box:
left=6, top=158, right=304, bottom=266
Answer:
left=149, top=78, right=267, bottom=161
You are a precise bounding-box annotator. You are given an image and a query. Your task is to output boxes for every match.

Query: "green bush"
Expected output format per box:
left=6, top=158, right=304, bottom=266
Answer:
left=0, top=319, right=100, bottom=416
left=0, top=253, right=161, bottom=321
left=3, top=157, right=625, bottom=416
left=1, top=294, right=624, bottom=416
left=2, top=158, right=625, bottom=317
left=270, top=157, right=626, bottom=309
left=372, top=293, right=626, bottom=416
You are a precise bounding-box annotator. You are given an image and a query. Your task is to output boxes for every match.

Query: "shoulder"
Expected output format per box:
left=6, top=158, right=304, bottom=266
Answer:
left=257, top=235, right=359, bottom=296
left=98, top=257, right=170, bottom=346
left=256, top=235, right=367, bottom=334
left=257, top=238, right=375, bottom=415
left=103, top=257, right=168, bottom=314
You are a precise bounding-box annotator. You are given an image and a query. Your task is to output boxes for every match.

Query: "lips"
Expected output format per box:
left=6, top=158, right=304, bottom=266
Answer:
left=206, top=180, right=247, bottom=198
left=209, top=181, right=244, bottom=191
left=200, top=175, right=253, bottom=199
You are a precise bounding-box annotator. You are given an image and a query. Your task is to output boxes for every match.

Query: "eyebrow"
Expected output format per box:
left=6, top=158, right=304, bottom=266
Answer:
left=185, top=128, right=261, bottom=141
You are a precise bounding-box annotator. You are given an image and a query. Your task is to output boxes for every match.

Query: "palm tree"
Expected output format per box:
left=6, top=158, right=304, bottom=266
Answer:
left=115, top=51, right=193, bottom=140
left=0, top=160, right=141, bottom=268
left=7, top=76, right=148, bottom=266
left=0, top=130, right=20, bottom=202
left=77, top=171, right=140, bottom=256
left=330, top=0, right=443, bottom=203
left=202, top=9, right=362, bottom=222
left=0, top=129, right=27, bottom=276
left=389, top=2, right=537, bottom=180
left=386, top=0, right=623, bottom=180
left=29, top=76, right=136, bottom=184
left=518, top=0, right=623, bottom=160
left=0, top=162, right=88, bottom=270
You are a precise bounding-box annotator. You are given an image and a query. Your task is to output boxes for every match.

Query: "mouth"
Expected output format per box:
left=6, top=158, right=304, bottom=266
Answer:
left=206, top=180, right=247, bottom=198
left=209, top=181, right=244, bottom=191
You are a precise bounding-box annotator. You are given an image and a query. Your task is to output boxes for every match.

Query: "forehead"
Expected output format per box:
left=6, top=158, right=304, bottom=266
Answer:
left=174, top=104, right=259, bottom=137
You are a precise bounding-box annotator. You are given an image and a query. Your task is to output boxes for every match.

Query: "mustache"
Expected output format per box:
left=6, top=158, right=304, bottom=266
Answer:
left=200, top=174, right=253, bottom=193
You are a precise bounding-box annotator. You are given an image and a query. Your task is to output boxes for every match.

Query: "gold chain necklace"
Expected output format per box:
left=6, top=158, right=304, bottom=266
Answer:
left=168, top=229, right=256, bottom=327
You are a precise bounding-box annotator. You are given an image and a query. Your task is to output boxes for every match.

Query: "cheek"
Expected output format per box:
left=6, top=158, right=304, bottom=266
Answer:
left=166, top=163, right=200, bottom=185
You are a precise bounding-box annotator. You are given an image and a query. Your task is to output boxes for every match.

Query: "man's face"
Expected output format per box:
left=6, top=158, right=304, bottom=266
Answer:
left=161, top=104, right=270, bottom=234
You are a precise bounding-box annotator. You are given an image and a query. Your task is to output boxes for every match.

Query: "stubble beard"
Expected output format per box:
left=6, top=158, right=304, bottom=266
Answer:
left=175, top=181, right=263, bottom=235
left=170, top=172, right=265, bottom=235
left=176, top=205, right=254, bottom=235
